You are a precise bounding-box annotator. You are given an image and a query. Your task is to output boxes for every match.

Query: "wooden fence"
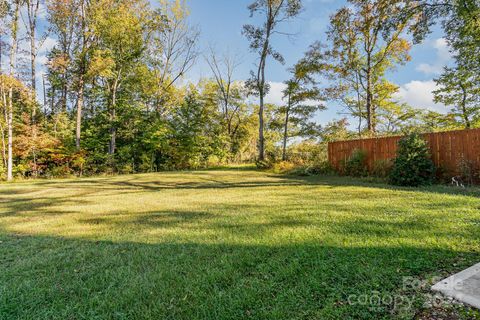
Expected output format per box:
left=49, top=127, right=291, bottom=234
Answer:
left=328, top=128, right=480, bottom=176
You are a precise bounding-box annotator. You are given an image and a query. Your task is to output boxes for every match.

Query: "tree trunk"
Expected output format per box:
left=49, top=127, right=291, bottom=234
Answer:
left=0, top=122, right=6, bottom=169
left=282, top=108, right=289, bottom=162
left=355, top=72, right=362, bottom=137
left=365, top=65, right=374, bottom=134
left=109, top=79, right=119, bottom=156
left=256, top=11, right=273, bottom=162
left=30, top=29, right=38, bottom=177
left=460, top=84, right=470, bottom=129
left=76, top=77, right=84, bottom=150
left=7, top=98, right=12, bottom=181
left=7, top=1, right=19, bottom=181
left=258, top=90, right=265, bottom=161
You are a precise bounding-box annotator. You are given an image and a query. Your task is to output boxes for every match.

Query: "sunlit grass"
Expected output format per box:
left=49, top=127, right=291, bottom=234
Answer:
left=1, top=170, right=479, bottom=319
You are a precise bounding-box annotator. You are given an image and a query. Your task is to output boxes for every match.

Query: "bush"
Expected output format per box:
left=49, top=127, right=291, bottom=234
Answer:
left=344, top=149, right=368, bottom=177
left=389, top=133, right=436, bottom=186
left=256, top=159, right=273, bottom=170
left=372, top=159, right=393, bottom=178
left=456, top=158, right=477, bottom=186
left=280, top=160, right=334, bottom=176
left=272, top=161, right=296, bottom=174
left=304, top=161, right=335, bottom=176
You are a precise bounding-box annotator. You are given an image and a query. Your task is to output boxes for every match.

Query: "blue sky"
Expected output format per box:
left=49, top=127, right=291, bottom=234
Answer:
left=185, top=0, right=452, bottom=125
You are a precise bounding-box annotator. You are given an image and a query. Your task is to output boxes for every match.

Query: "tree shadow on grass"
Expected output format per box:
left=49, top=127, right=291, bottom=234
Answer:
left=2, top=170, right=479, bottom=200
left=0, top=195, right=89, bottom=218
left=1, top=233, right=479, bottom=320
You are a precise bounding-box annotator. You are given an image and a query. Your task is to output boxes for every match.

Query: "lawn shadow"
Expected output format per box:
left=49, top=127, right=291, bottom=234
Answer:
left=1, top=232, right=479, bottom=319
left=2, top=170, right=479, bottom=199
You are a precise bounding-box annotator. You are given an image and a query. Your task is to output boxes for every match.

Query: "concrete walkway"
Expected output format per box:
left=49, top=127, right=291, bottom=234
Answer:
left=432, top=262, right=480, bottom=309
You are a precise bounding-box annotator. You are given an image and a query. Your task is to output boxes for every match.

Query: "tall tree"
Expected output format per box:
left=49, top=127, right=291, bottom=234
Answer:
left=205, top=48, right=247, bottom=157
left=22, top=0, right=46, bottom=176
left=7, top=0, right=20, bottom=181
left=73, top=0, right=94, bottom=150
left=433, top=66, right=480, bottom=129
left=148, top=0, right=199, bottom=115
left=280, top=63, right=323, bottom=161
left=46, top=0, right=80, bottom=113
left=242, top=0, right=302, bottom=161
left=325, top=0, right=416, bottom=134
left=90, top=0, right=153, bottom=155
left=431, top=0, right=480, bottom=129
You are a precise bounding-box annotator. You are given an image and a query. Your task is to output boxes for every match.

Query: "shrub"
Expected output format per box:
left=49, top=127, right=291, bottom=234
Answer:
left=389, top=133, right=436, bottom=186
left=285, top=161, right=334, bottom=176
left=372, top=159, right=393, bottom=178
left=457, top=158, right=477, bottom=186
left=344, top=149, right=368, bottom=177
left=304, top=161, right=334, bottom=176
left=272, top=161, right=296, bottom=174
left=256, top=159, right=273, bottom=170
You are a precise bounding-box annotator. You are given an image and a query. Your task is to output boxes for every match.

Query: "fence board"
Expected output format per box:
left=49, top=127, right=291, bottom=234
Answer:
left=328, top=128, right=480, bottom=178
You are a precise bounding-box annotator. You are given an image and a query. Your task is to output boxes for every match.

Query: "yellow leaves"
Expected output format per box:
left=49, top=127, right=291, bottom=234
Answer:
left=391, top=38, right=412, bottom=62
left=0, top=75, right=34, bottom=109
left=14, top=113, right=61, bottom=159
left=48, top=53, right=70, bottom=73
left=90, top=0, right=145, bottom=50
left=87, top=50, right=115, bottom=79
left=161, top=0, right=189, bottom=22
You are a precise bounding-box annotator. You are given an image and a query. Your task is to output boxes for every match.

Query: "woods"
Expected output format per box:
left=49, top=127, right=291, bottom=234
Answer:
left=0, top=0, right=479, bottom=180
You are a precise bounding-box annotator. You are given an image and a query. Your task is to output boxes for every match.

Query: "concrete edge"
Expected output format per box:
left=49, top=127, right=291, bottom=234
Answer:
left=432, top=262, right=480, bottom=309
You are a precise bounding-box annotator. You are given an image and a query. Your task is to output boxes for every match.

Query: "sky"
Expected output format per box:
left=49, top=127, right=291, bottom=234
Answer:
left=185, top=0, right=453, bottom=125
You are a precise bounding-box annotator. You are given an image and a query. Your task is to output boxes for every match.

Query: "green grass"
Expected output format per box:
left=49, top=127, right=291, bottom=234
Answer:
left=1, top=169, right=479, bottom=319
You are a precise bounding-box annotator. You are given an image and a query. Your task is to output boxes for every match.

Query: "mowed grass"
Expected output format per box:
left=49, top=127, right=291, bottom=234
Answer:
left=1, top=170, right=480, bottom=319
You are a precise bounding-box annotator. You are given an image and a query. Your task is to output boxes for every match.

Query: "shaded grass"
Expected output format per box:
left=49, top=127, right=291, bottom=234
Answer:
left=0, top=170, right=479, bottom=319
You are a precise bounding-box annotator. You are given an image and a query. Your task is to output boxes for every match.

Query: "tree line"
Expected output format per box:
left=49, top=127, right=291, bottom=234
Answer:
left=0, top=0, right=478, bottom=180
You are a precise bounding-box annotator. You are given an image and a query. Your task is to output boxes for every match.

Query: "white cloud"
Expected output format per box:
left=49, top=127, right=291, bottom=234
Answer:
left=416, top=38, right=452, bottom=75
left=394, top=80, right=446, bottom=113
left=265, top=81, right=287, bottom=105
left=36, top=37, right=57, bottom=74
left=39, top=36, right=57, bottom=55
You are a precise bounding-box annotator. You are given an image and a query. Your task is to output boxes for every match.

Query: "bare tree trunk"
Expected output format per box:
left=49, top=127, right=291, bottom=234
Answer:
left=460, top=84, right=470, bottom=129
left=355, top=72, right=362, bottom=137
left=76, top=0, right=88, bottom=151
left=258, top=88, right=265, bottom=161
left=1, top=78, right=7, bottom=170
left=109, top=77, right=120, bottom=156
left=76, top=77, right=84, bottom=150
left=282, top=108, right=289, bottom=162
left=6, top=104, right=12, bottom=181
left=24, top=0, right=40, bottom=177
left=7, top=1, right=19, bottom=181
left=257, top=24, right=271, bottom=162
left=365, top=64, right=374, bottom=134
left=0, top=122, right=6, bottom=169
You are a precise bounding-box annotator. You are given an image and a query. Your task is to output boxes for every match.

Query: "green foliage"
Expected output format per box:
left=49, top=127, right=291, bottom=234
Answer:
left=3, top=0, right=480, bottom=182
left=343, top=148, right=368, bottom=177
left=271, top=161, right=295, bottom=174
left=389, top=133, right=436, bottom=186
left=295, top=161, right=334, bottom=176
left=433, top=66, right=480, bottom=129
left=255, top=159, right=273, bottom=170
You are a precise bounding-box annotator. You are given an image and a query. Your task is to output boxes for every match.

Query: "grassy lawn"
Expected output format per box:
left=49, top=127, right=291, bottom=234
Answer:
left=1, top=169, right=480, bottom=319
